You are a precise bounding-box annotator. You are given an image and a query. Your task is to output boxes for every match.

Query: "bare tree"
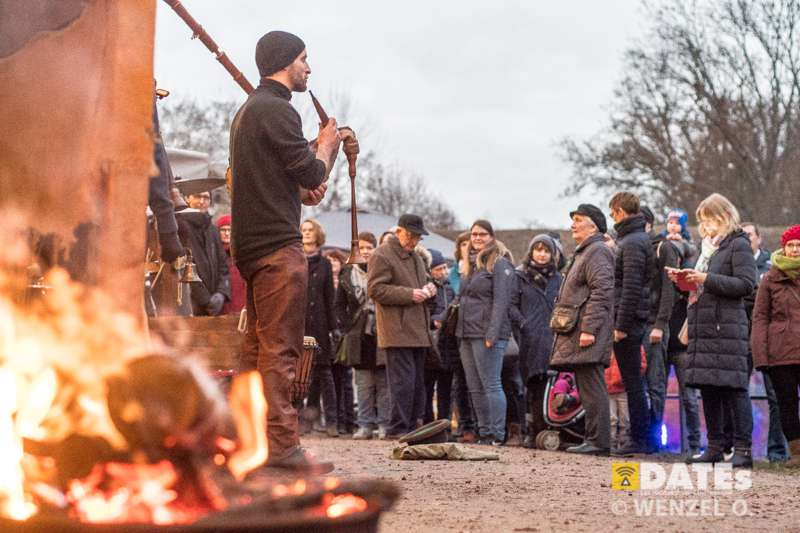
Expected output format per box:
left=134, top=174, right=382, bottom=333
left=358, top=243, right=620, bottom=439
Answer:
left=359, top=161, right=459, bottom=231
left=159, top=93, right=459, bottom=229
left=560, top=0, right=800, bottom=224
left=159, top=99, right=239, bottom=162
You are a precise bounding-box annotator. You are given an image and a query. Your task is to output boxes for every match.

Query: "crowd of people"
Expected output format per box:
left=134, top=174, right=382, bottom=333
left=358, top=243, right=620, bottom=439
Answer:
left=165, top=150, right=800, bottom=472
left=164, top=30, right=800, bottom=471
left=182, top=185, right=799, bottom=470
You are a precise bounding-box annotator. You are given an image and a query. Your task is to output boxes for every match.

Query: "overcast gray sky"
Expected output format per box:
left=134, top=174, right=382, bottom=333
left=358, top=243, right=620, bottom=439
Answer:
left=154, top=1, right=645, bottom=229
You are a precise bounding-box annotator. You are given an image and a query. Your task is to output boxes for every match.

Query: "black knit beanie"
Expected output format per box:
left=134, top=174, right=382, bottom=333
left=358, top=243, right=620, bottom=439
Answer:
left=255, top=31, right=306, bottom=77
left=471, top=219, right=495, bottom=237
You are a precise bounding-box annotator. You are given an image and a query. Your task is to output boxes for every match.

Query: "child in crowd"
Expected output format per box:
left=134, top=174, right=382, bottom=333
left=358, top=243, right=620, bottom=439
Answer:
left=605, top=348, right=647, bottom=450
left=664, top=208, right=698, bottom=267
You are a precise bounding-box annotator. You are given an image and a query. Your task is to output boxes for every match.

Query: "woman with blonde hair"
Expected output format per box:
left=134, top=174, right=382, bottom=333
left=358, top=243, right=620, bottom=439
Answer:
left=299, top=218, right=339, bottom=437
left=668, top=193, right=756, bottom=467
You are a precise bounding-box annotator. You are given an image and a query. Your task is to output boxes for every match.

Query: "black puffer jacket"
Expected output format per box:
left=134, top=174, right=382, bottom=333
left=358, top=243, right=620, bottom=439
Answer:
left=685, top=230, right=757, bottom=390
left=613, top=213, right=652, bottom=336
left=305, top=252, right=336, bottom=362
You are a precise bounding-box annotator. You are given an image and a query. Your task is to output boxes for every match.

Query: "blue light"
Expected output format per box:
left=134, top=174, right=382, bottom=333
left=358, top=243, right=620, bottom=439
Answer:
left=661, top=423, right=668, bottom=447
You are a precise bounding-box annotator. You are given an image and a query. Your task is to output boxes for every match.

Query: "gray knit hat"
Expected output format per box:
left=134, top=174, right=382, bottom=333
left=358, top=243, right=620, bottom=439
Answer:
left=255, top=31, right=305, bottom=77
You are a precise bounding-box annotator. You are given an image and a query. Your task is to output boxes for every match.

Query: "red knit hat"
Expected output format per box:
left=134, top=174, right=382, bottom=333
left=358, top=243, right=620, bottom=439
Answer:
left=216, top=214, right=232, bottom=228
left=782, top=224, right=800, bottom=247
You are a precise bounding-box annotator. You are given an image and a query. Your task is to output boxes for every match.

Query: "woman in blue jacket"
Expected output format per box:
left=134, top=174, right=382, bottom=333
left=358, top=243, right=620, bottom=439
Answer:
left=456, top=220, right=515, bottom=445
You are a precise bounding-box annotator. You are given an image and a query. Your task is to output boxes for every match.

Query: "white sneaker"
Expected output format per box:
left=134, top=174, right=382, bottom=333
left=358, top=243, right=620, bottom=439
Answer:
left=353, top=428, right=373, bottom=440
left=723, top=447, right=735, bottom=461
left=376, top=427, right=388, bottom=440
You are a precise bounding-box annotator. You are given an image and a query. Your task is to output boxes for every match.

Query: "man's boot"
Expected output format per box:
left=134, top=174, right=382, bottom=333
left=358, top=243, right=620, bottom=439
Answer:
left=731, top=449, right=753, bottom=469
left=786, top=440, right=800, bottom=468
left=506, top=423, right=522, bottom=446
left=686, top=445, right=724, bottom=464
left=459, top=430, right=476, bottom=443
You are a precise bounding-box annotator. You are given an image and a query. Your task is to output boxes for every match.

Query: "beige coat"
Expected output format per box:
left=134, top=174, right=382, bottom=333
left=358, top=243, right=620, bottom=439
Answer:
left=368, top=235, right=433, bottom=349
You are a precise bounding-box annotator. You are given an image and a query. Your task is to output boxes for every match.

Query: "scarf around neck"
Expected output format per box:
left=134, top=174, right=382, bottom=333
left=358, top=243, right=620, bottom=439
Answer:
left=772, top=249, right=800, bottom=279
left=525, top=261, right=554, bottom=289
left=695, top=235, right=722, bottom=274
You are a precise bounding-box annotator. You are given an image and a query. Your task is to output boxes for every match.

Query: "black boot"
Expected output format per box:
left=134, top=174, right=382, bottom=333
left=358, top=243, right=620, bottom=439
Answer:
left=731, top=449, right=753, bottom=469
left=686, top=447, right=724, bottom=464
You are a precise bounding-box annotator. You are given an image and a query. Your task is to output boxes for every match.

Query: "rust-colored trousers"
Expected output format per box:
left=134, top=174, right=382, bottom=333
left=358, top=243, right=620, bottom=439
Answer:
left=240, top=244, right=307, bottom=459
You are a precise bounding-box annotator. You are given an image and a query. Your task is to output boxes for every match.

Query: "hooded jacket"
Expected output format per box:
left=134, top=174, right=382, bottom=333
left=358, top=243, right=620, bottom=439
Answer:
left=455, top=241, right=515, bottom=344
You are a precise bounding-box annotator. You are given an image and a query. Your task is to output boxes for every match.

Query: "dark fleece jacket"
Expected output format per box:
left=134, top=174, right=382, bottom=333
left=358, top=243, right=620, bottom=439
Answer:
left=230, top=79, right=326, bottom=274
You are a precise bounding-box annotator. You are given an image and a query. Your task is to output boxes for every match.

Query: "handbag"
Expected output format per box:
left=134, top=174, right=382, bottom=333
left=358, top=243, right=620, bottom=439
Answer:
left=548, top=297, right=588, bottom=335
left=443, top=303, right=459, bottom=337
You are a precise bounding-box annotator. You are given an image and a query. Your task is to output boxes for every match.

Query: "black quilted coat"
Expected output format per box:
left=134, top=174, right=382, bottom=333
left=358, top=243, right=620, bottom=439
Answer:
left=613, top=213, right=653, bottom=337
left=685, top=230, right=757, bottom=390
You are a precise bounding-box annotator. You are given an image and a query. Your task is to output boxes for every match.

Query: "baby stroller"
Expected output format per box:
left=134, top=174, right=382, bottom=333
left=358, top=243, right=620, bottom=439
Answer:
left=531, top=371, right=585, bottom=451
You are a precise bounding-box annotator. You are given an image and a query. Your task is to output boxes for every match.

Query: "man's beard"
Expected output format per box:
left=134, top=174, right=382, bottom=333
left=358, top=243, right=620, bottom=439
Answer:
left=291, top=73, right=308, bottom=92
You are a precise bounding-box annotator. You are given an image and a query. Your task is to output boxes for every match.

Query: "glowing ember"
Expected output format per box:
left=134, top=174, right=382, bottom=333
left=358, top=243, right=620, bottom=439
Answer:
left=66, top=462, right=210, bottom=524
left=324, top=493, right=369, bottom=519
left=323, top=477, right=342, bottom=491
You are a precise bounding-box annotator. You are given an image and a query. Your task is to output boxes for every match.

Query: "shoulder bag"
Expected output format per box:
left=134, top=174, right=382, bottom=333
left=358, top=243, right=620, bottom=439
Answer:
left=548, top=297, right=588, bottom=335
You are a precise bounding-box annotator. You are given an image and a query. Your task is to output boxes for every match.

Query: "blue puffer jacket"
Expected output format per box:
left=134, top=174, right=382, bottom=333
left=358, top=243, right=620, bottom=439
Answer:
left=456, top=243, right=515, bottom=344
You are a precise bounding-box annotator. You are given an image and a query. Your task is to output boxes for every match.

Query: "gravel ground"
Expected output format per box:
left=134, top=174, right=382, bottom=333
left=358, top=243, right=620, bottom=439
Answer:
left=301, top=434, right=800, bottom=532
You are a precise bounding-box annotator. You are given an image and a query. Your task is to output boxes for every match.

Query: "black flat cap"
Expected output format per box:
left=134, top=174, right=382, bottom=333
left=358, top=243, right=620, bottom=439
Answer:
left=397, top=213, right=429, bottom=236
left=569, top=204, right=607, bottom=234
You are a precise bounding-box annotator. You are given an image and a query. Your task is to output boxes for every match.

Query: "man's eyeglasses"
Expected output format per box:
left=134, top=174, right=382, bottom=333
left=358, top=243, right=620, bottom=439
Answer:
left=471, top=232, right=490, bottom=238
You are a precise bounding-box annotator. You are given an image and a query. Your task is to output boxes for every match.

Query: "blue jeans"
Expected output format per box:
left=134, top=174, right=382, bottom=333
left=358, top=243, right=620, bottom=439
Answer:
left=644, top=325, right=669, bottom=447
left=355, top=367, right=389, bottom=430
left=460, top=338, right=508, bottom=441
left=667, top=350, right=701, bottom=450
left=763, top=371, right=790, bottom=461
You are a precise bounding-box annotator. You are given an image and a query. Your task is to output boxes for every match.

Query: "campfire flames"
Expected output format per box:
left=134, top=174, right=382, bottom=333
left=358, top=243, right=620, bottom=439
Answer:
left=0, top=259, right=148, bottom=520
left=0, top=228, right=369, bottom=526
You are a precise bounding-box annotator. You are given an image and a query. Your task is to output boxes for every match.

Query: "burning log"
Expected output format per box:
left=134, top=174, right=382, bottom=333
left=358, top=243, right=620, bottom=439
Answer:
left=106, top=354, right=229, bottom=462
